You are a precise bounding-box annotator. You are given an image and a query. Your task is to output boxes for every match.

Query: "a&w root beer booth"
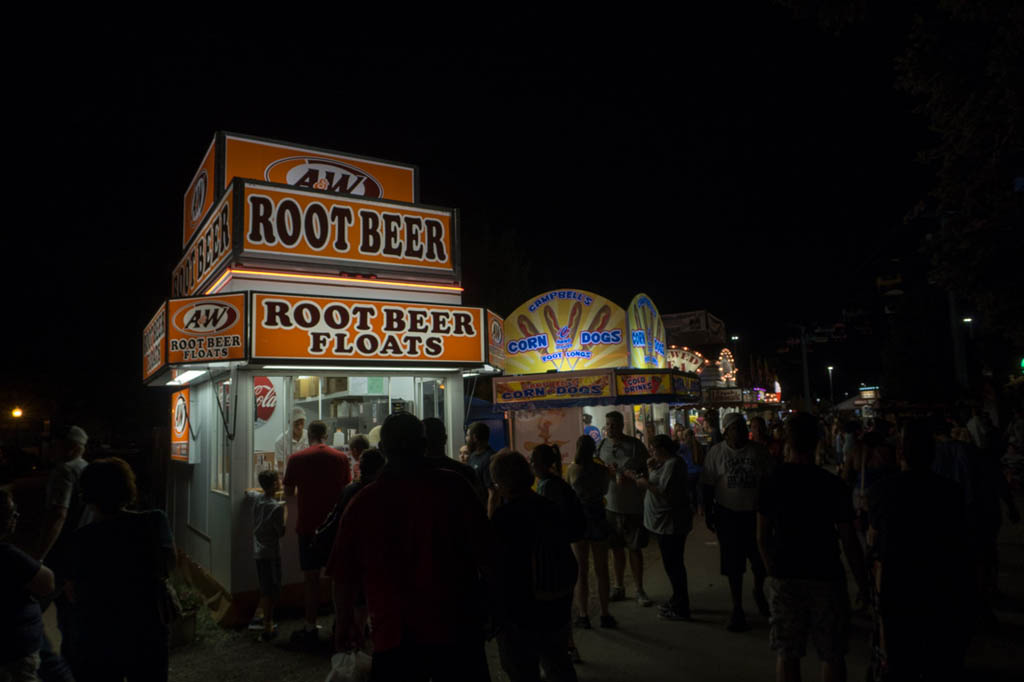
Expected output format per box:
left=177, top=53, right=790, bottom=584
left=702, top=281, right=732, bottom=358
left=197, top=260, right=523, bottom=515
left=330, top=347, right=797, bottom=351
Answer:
left=143, top=133, right=499, bottom=620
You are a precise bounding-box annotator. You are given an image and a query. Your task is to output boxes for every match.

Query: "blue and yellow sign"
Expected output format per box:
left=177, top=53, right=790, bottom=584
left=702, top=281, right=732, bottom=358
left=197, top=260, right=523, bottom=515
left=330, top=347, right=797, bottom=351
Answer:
left=627, top=293, right=666, bottom=369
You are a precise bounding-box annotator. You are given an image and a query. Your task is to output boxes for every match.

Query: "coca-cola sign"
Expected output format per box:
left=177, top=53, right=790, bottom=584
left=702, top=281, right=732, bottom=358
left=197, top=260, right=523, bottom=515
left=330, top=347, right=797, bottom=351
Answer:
left=254, top=376, right=277, bottom=426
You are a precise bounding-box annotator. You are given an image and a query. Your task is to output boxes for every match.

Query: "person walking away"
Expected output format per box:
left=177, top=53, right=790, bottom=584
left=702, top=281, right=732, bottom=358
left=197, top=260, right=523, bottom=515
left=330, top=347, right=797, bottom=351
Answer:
left=596, top=410, right=653, bottom=607
left=627, top=434, right=693, bottom=620
left=329, top=413, right=493, bottom=681
left=531, top=445, right=587, bottom=663
left=68, top=457, right=175, bottom=682
left=566, top=435, right=615, bottom=630
left=424, top=417, right=486, bottom=505
left=757, top=413, right=869, bottom=682
left=701, top=412, right=775, bottom=631
left=248, top=469, right=286, bottom=642
left=679, top=428, right=704, bottom=514
left=466, top=422, right=496, bottom=493
left=283, top=420, right=351, bottom=646
left=275, top=408, right=308, bottom=470
left=491, top=450, right=578, bottom=682
left=867, top=420, right=970, bottom=680
left=33, top=425, right=89, bottom=669
left=2, top=488, right=55, bottom=681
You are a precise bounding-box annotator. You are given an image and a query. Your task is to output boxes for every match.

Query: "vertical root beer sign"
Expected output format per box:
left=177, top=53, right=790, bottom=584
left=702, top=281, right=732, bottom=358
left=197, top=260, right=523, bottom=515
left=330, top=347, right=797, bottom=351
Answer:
left=143, top=303, right=167, bottom=381
left=250, top=293, right=484, bottom=364
left=183, top=132, right=419, bottom=248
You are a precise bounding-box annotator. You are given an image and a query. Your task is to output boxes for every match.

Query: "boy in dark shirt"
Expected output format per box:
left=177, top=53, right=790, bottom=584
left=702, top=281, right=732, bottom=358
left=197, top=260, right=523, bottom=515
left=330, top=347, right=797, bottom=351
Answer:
left=249, top=470, right=286, bottom=642
left=758, top=413, right=868, bottom=682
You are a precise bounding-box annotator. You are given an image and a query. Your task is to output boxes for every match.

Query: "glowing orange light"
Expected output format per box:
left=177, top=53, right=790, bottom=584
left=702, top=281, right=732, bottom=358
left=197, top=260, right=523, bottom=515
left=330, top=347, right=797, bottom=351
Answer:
left=204, top=268, right=464, bottom=295
left=11, top=407, right=23, bottom=418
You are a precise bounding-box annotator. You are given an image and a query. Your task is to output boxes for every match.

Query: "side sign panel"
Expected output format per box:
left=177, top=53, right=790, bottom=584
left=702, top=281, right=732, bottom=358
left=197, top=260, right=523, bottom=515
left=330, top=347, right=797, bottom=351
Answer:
left=626, top=293, right=666, bottom=369
left=251, top=293, right=484, bottom=364
left=143, top=303, right=167, bottom=381
left=503, top=290, right=627, bottom=374
left=171, top=388, right=190, bottom=462
left=183, top=137, right=217, bottom=248
left=224, top=135, right=416, bottom=203
left=493, top=372, right=613, bottom=406
left=241, top=182, right=453, bottom=274
left=486, top=310, right=506, bottom=371
left=166, top=293, right=247, bottom=364
left=172, top=190, right=234, bottom=297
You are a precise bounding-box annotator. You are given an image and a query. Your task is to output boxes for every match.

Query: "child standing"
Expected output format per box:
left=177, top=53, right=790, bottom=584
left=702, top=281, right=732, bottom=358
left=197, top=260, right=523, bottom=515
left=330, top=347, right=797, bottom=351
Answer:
left=251, top=470, right=286, bottom=642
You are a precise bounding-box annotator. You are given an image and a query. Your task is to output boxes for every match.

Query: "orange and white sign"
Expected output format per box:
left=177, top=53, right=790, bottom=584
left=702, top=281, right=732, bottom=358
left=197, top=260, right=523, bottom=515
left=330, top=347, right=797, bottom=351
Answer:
left=225, top=133, right=416, bottom=201
left=172, top=190, right=234, bottom=297
left=167, top=293, right=247, bottom=364
left=171, top=388, right=190, bottom=462
left=251, top=293, right=484, bottom=364
left=143, top=303, right=167, bottom=381
left=486, top=310, right=506, bottom=371
left=183, top=138, right=217, bottom=248
left=241, top=181, right=454, bottom=275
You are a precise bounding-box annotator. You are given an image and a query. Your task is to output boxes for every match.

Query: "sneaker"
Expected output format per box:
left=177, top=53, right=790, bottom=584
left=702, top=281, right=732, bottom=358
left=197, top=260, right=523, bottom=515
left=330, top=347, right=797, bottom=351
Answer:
left=636, top=590, right=653, bottom=607
left=247, top=617, right=265, bottom=631
left=568, top=646, right=582, bottom=664
left=256, top=630, right=278, bottom=643
left=609, top=586, right=626, bottom=602
left=573, top=615, right=591, bottom=630
left=599, top=614, right=618, bottom=629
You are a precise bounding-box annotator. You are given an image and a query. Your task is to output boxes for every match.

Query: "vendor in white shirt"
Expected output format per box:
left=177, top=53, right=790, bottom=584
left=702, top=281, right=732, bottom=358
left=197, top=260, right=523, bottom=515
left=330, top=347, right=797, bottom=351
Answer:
left=275, top=408, right=308, bottom=468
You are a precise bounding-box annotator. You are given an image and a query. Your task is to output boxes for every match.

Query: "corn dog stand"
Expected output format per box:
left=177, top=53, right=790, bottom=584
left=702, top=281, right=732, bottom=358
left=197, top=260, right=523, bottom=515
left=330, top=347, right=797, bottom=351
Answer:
left=494, top=290, right=701, bottom=462
left=142, top=133, right=498, bottom=616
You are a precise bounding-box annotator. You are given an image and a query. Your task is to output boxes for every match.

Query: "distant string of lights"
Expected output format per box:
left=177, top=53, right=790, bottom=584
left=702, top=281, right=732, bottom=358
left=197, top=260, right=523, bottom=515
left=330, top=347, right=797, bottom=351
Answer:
left=717, top=348, right=738, bottom=383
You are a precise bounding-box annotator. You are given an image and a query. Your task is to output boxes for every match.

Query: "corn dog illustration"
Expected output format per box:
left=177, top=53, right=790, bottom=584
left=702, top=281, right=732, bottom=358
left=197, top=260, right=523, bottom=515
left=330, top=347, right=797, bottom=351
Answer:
left=517, top=314, right=559, bottom=369
left=567, top=302, right=583, bottom=342
left=572, top=304, right=612, bottom=370
left=541, top=304, right=566, bottom=370
left=642, top=304, right=653, bottom=364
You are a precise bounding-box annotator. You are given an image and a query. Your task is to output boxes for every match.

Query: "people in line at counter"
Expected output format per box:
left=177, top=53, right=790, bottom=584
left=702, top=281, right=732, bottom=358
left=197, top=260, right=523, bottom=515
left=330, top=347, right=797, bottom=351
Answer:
left=283, top=420, right=351, bottom=647
left=275, top=408, right=308, bottom=466
left=701, top=413, right=775, bottom=632
left=596, top=411, right=653, bottom=608
left=346, top=434, right=370, bottom=481
left=466, top=422, right=496, bottom=492
left=68, top=457, right=176, bottom=682
left=33, top=425, right=89, bottom=670
left=424, top=418, right=487, bottom=505
left=2, top=488, right=55, bottom=682
left=329, top=413, right=493, bottom=681
left=249, top=469, right=286, bottom=643
left=566, top=435, right=615, bottom=630
left=626, top=434, right=694, bottom=621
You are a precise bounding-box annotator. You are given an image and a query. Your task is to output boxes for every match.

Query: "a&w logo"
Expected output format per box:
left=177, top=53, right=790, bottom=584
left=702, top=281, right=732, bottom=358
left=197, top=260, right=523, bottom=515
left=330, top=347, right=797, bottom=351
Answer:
left=173, top=394, right=188, bottom=437
left=190, top=170, right=208, bottom=223
left=173, top=302, right=239, bottom=335
left=265, top=157, right=384, bottom=198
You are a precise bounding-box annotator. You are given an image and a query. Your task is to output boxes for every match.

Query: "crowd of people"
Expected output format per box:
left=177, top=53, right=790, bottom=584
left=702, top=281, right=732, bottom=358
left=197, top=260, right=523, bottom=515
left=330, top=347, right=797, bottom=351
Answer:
left=3, top=402, right=1022, bottom=682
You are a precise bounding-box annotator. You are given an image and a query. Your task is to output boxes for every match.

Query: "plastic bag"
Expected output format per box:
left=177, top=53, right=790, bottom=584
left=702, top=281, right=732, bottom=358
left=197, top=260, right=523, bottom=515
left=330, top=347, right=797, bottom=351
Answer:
left=324, top=651, right=372, bottom=682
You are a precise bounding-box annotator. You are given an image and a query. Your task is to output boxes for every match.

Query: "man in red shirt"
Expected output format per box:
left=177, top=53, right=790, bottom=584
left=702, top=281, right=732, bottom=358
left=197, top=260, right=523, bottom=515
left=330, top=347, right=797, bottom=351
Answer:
left=328, top=413, right=493, bottom=681
left=284, top=419, right=351, bottom=645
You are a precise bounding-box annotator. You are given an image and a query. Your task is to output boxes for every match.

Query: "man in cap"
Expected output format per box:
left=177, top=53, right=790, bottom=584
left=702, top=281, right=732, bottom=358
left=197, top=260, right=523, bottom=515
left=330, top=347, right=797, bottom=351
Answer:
left=701, top=412, right=775, bottom=631
left=34, top=425, right=90, bottom=666
left=275, top=408, right=308, bottom=469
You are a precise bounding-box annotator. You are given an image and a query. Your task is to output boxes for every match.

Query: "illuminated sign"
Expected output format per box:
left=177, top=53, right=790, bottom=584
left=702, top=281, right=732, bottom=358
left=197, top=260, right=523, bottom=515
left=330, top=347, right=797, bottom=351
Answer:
left=240, top=181, right=454, bottom=276
left=487, top=310, right=506, bottom=371
left=504, top=289, right=627, bottom=374
left=250, top=293, right=485, bottom=364
left=142, top=303, right=167, bottom=381
left=172, top=190, right=234, bottom=297
left=706, top=388, right=743, bottom=403
left=183, top=132, right=418, bottom=248
left=171, top=388, right=190, bottom=462
left=617, top=372, right=673, bottom=396
left=494, top=372, right=614, bottom=405
left=167, top=293, right=247, bottom=364
left=717, top=348, right=737, bottom=383
left=666, top=347, right=709, bottom=374
left=627, top=293, right=666, bottom=369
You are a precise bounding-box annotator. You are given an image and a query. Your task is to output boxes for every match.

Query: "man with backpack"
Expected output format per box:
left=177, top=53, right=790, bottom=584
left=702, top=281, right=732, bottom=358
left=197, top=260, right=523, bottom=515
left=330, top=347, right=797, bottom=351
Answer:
left=491, top=450, right=578, bottom=682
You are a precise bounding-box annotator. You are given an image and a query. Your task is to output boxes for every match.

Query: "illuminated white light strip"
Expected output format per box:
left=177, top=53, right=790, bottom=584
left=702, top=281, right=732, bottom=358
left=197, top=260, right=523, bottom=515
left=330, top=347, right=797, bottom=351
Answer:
left=262, top=365, right=462, bottom=373
left=204, top=268, right=463, bottom=296
left=166, top=370, right=207, bottom=386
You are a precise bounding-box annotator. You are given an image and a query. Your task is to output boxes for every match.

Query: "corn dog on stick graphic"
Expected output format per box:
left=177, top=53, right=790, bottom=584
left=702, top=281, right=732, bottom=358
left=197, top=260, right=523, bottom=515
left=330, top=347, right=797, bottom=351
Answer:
left=632, top=306, right=644, bottom=363
left=541, top=305, right=565, bottom=371
left=642, top=305, right=654, bottom=365
left=572, top=304, right=612, bottom=370
left=518, top=314, right=559, bottom=370
left=566, top=302, right=583, bottom=372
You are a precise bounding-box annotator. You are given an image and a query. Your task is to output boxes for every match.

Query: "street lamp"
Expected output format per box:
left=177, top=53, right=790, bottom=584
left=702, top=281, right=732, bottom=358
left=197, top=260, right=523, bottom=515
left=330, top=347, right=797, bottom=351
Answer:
left=826, top=366, right=834, bottom=407
left=730, top=335, right=739, bottom=341
left=11, top=407, right=22, bottom=418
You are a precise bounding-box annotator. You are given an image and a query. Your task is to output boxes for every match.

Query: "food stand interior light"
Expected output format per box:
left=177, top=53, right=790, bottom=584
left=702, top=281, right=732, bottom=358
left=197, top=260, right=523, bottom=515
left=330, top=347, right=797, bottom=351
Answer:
left=167, top=370, right=207, bottom=386
left=262, top=365, right=460, bottom=373
left=205, top=268, right=464, bottom=295
left=11, top=407, right=23, bottom=418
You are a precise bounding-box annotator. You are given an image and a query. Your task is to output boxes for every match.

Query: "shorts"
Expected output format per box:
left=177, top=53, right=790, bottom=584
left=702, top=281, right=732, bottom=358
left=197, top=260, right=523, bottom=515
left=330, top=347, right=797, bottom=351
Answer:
left=582, top=503, right=610, bottom=542
left=256, top=557, right=282, bottom=597
left=713, top=505, right=765, bottom=577
left=605, top=511, right=648, bottom=551
left=297, top=534, right=322, bottom=571
left=766, top=577, right=850, bottom=661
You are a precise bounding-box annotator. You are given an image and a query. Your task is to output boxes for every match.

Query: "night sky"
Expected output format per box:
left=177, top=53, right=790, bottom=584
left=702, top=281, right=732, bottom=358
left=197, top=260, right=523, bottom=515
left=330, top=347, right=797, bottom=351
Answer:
left=3, top=10, right=934, bottom=435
